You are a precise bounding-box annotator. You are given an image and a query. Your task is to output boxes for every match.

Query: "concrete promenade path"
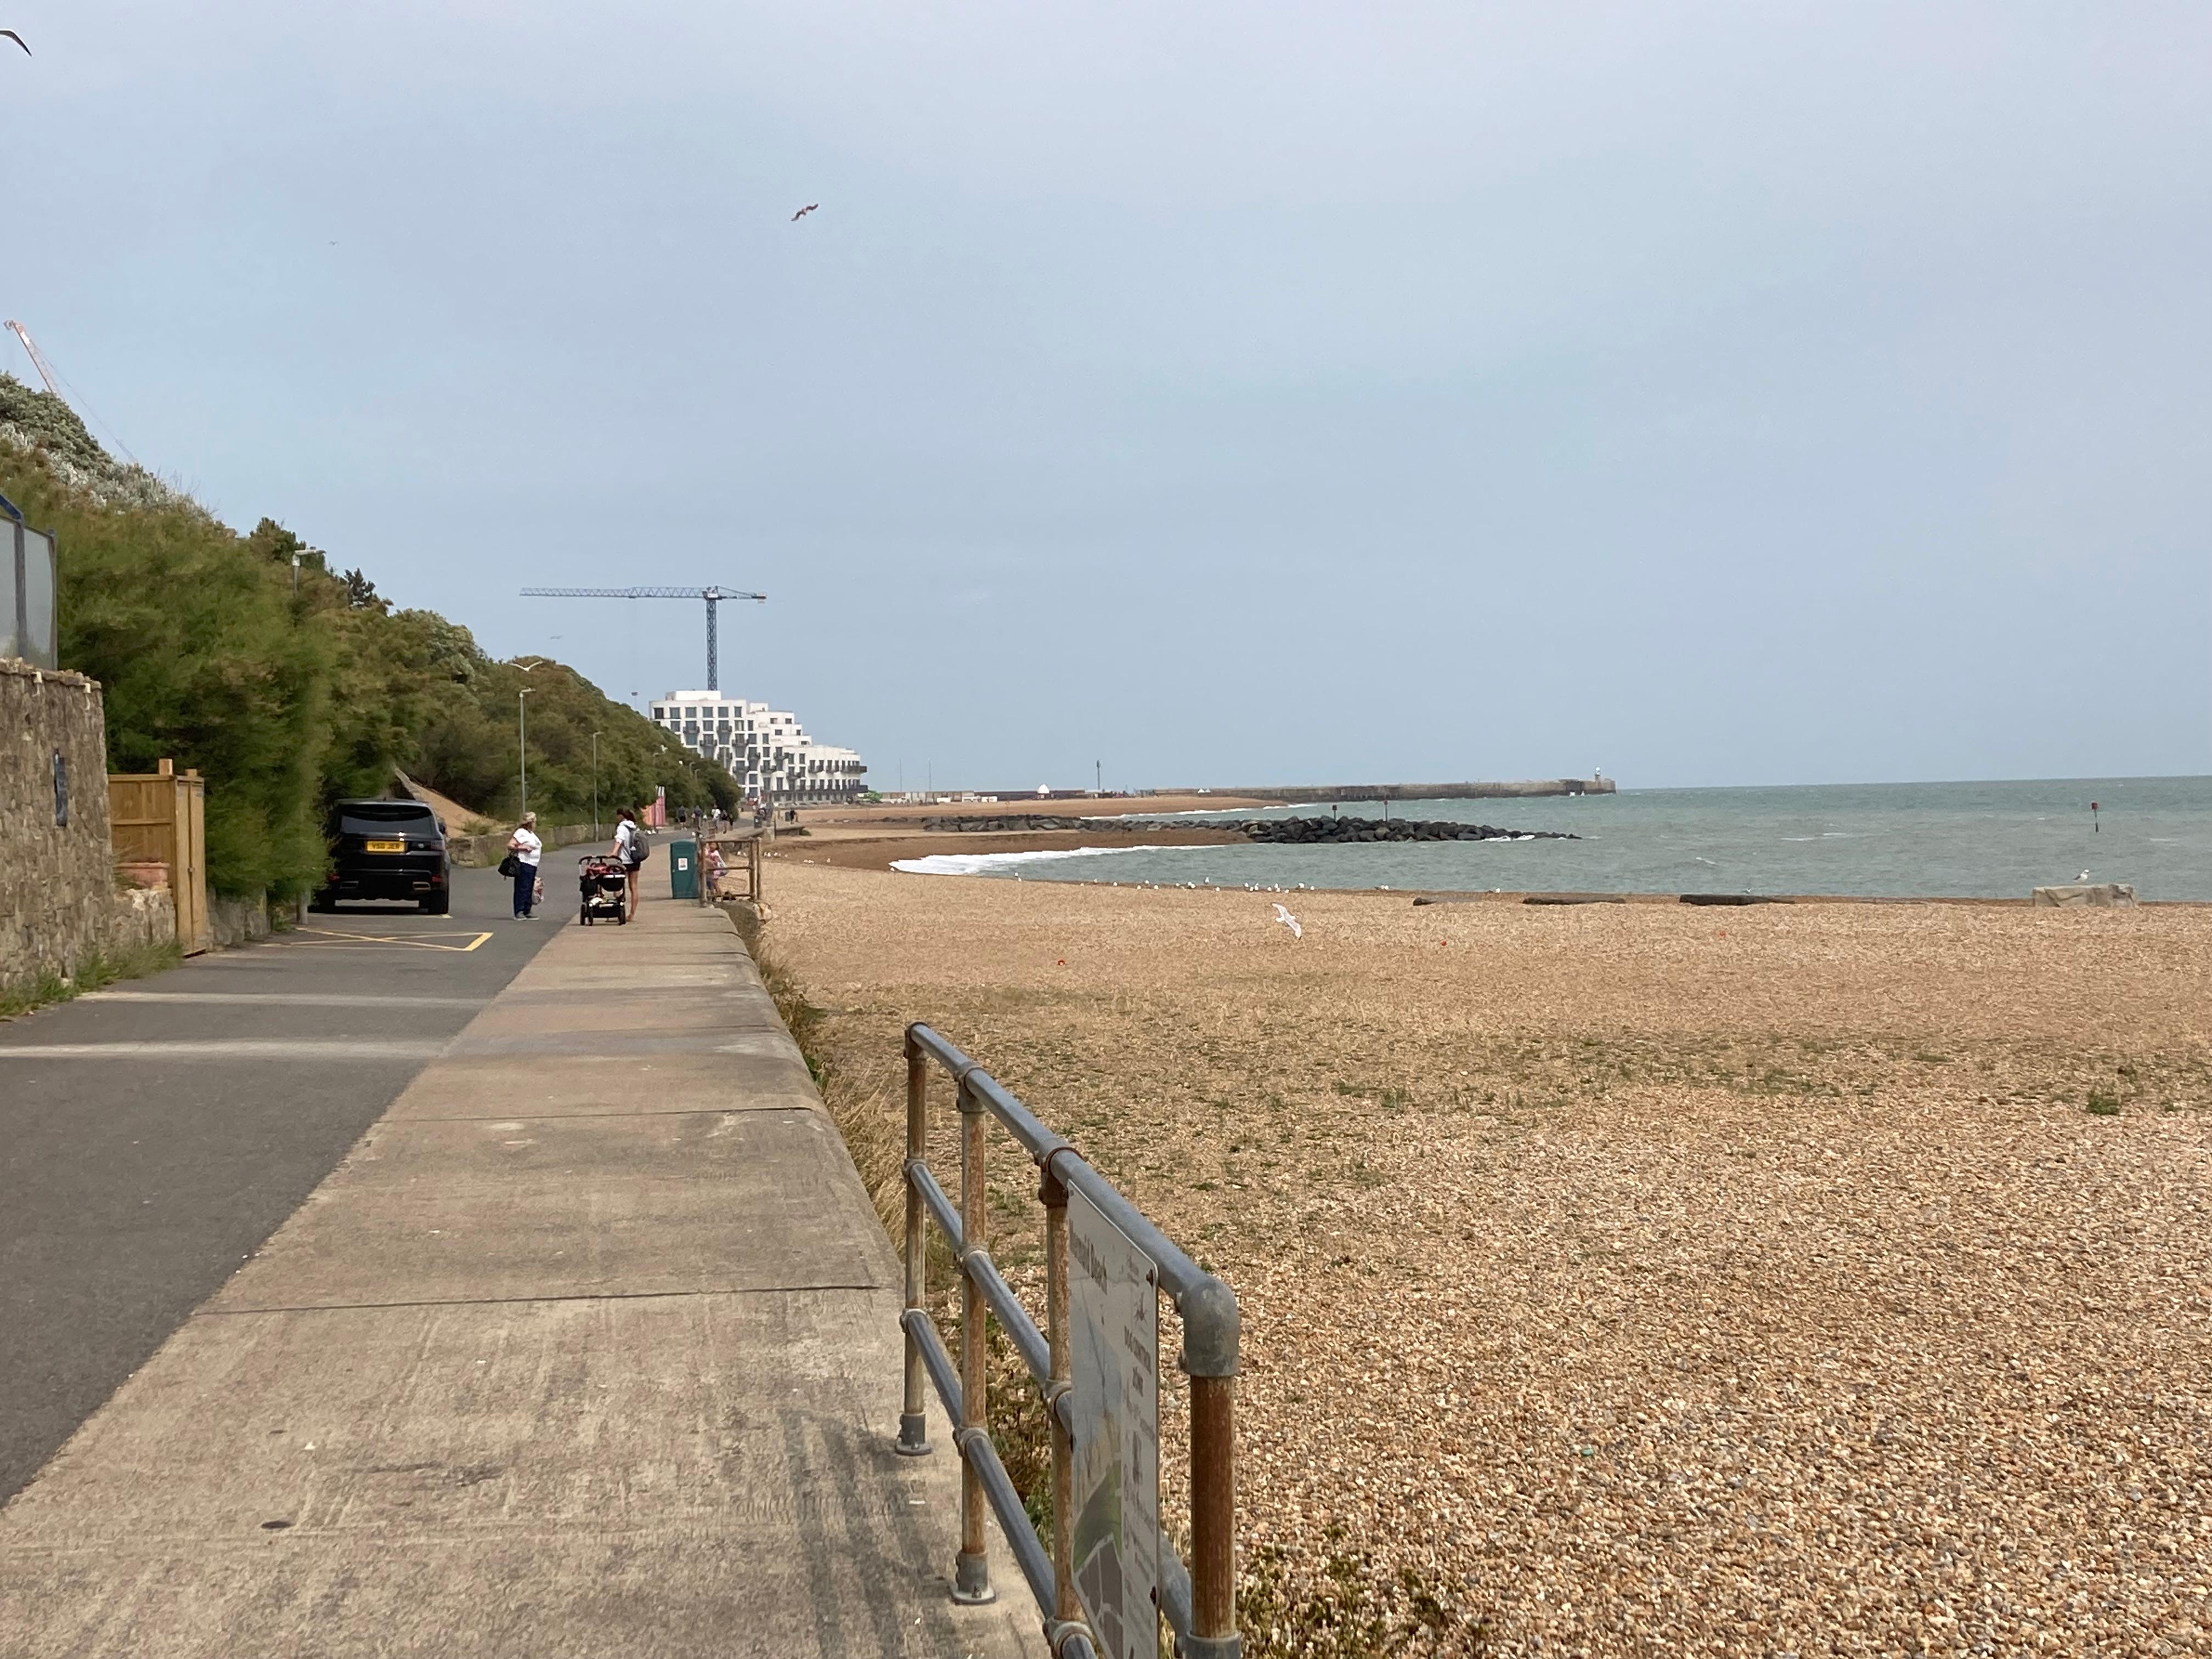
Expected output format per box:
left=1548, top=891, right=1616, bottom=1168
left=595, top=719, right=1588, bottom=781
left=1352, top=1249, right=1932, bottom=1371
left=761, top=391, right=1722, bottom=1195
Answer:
left=0, top=862, right=1043, bottom=1657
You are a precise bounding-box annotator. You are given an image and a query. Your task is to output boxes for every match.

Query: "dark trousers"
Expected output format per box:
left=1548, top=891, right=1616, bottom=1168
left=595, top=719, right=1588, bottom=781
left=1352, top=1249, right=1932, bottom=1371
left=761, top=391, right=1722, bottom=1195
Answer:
left=512, top=865, right=537, bottom=917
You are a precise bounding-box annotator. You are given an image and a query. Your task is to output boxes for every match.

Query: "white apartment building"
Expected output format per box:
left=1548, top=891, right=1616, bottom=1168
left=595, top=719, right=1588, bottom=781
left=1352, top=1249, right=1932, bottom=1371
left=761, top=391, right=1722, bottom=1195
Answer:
left=650, top=691, right=868, bottom=804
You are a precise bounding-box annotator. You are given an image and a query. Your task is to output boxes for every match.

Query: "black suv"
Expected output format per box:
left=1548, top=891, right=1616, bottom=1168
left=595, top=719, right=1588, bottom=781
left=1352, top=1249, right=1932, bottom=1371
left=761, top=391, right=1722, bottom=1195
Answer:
left=314, top=799, right=452, bottom=914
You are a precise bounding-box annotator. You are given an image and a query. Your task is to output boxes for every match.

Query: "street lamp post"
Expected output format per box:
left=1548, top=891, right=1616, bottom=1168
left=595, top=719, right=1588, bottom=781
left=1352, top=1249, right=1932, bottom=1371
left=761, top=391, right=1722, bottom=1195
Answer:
left=518, top=687, right=534, bottom=820
left=513, top=657, right=553, bottom=823
left=590, top=730, right=603, bottom=838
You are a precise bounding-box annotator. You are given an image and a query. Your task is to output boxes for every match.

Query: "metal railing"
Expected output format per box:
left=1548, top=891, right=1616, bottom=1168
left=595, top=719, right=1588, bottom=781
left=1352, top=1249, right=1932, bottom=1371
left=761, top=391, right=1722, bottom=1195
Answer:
left=691, top=829, right=764, bottom=906
left=899, top=1023, right=1242, bottom=1659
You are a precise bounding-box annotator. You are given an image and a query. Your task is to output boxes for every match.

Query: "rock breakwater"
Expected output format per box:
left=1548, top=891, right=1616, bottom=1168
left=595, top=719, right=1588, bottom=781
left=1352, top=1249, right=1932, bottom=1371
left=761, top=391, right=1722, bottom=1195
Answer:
left=921, top=814, right=1093, bottom=832
left=1242, top=816, right=1576, bottom=844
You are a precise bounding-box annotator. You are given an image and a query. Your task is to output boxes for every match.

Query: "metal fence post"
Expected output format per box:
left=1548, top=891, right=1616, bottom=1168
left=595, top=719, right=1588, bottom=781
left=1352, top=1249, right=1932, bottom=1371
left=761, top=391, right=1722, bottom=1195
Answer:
left=897, top=1033, right=930, bottom=1457
left=1040, top=1159, right=1079, bottom=1634
left=953, top=1071, right=994, bottom=1604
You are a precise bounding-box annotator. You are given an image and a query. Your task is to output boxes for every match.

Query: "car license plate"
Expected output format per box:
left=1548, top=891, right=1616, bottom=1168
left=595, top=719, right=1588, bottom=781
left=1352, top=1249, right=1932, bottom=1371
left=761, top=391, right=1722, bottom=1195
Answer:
left=366, top=839, right=407, bottom=853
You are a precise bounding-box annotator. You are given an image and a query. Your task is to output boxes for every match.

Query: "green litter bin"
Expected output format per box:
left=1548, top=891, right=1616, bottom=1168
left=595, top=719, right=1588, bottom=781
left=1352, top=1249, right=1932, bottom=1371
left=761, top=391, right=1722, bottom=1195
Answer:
left=668, top=837, right=699, bottom=900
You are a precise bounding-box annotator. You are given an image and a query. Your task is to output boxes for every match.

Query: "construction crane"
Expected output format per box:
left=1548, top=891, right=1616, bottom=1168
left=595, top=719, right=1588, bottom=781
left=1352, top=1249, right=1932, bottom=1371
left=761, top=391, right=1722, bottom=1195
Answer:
left=4, top=320, right=60, bottom=395
left=5, top=319, right=143, bottom=466
left=520, top=585, right=766, bottom=691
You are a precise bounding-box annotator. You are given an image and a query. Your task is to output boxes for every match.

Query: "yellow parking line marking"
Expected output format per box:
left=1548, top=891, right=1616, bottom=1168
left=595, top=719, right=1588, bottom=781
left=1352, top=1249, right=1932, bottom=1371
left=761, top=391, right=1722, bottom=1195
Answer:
left=285, top=928, right=495, bottom=953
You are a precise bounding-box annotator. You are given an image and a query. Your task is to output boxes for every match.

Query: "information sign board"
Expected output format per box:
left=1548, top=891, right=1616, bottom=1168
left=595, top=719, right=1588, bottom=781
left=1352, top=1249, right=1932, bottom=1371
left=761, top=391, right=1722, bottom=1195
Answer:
left=4, top=522, right=57, bottom=669
left=1067, top=1184, right=1161, bottom=1659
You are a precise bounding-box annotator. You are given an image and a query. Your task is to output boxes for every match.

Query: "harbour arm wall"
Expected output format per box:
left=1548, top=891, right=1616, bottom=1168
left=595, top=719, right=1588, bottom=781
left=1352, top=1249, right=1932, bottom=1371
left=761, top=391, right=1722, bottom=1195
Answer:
left=1190, top=777, right=1615, bottom=803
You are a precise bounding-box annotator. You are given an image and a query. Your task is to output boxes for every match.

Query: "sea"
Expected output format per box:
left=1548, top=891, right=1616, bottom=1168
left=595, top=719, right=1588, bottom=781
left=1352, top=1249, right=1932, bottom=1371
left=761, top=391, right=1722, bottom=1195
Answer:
left=890, top=776, right=2212, bottom=902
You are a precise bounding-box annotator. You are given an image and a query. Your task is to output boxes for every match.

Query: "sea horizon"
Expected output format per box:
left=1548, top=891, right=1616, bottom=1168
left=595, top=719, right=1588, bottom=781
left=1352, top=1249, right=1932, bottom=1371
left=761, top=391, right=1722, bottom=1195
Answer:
left=892, top=774, right=2212, bottom=901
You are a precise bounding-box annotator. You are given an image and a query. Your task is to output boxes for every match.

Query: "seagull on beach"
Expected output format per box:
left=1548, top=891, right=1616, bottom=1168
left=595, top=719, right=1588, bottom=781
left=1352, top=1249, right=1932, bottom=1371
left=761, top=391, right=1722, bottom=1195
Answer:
left=2078, top=870, right=2091, bottom=882
left=1272, top=903, right=1302, bottom=940
left=791, top=203, right=819, bottom=221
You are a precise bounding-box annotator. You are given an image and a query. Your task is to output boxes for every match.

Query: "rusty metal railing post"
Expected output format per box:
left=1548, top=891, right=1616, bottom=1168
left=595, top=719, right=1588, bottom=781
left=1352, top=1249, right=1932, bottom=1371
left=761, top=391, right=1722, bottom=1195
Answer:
left=896, top=1033, right=930, bottom=1457
left=1040, top=1159, right=1080, bottom=1637
left=1187, top=1375, right=1239, bottom=1657
left=952, top=1070, right=995, bottom=1604
left=1181, top=1273, right=1243, bottom=1659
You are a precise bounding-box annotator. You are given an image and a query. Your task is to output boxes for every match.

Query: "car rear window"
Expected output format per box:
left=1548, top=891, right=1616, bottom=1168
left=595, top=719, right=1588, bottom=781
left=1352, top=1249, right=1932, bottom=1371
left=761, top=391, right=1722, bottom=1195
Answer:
left=337, top=804, right=440, bottom=838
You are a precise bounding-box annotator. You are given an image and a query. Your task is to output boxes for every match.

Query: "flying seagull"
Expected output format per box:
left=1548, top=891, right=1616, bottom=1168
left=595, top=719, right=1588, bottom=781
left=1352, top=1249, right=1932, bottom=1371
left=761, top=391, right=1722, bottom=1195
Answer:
left=791, top=204, right=818, bottom=221
left=1, top=29, right=29, bottom=54
left=1272, top=902, right=1302, bottom=940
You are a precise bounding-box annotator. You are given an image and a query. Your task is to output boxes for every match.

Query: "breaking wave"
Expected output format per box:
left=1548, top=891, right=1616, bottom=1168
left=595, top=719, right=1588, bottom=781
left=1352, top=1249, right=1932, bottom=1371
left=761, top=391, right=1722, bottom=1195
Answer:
left=891, top=846, right=1146, bottom=877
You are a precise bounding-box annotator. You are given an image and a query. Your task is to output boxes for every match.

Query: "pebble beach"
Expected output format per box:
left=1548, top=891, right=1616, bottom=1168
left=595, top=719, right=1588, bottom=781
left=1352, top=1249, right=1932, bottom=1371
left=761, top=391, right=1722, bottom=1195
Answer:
left=769, top=849, right=2212, bottom=1656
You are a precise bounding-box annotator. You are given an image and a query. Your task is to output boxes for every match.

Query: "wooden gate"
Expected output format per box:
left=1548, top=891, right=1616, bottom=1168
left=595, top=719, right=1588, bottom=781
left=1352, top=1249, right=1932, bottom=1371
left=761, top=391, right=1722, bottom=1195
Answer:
left=109, top=760, right=210, bottom=955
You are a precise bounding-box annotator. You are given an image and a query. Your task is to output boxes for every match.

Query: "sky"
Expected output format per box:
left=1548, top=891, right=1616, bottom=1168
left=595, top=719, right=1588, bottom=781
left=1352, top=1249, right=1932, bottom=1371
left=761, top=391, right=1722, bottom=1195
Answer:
left=5, top=2, right=2207, bottom=791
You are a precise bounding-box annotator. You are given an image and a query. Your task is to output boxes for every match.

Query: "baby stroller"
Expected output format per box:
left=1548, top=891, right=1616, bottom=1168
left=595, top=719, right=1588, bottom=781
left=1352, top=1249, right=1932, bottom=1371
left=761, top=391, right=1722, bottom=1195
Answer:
left=578, top=854, right=629, bottom=925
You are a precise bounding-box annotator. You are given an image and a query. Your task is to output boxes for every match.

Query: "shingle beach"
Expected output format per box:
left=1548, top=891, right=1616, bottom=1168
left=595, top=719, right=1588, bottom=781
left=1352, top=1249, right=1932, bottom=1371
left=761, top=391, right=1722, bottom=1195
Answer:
left=770, top=855, right=2212, bottom=1656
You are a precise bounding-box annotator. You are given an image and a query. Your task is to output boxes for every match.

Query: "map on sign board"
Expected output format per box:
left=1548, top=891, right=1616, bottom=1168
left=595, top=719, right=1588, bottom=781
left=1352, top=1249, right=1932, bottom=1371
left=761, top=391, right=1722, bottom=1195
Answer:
left=1067, top=1183, right=1161, bottom=1659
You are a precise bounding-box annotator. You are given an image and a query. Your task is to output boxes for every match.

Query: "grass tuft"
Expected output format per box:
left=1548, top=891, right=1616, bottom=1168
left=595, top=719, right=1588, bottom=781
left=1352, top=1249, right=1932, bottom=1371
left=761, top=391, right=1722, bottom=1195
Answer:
left=1239, top=1532, right=1486, bottom=1657
left=0, top=939, right=184, bottom=1022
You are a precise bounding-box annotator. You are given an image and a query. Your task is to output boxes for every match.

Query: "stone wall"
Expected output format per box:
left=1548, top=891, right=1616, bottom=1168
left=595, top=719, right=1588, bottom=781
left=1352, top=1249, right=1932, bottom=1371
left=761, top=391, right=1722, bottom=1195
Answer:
left=109, top=885, right=178, bottom=953
left=211, top=894, right=275, bottom=949
left=1, top=659, right=120, bottom=991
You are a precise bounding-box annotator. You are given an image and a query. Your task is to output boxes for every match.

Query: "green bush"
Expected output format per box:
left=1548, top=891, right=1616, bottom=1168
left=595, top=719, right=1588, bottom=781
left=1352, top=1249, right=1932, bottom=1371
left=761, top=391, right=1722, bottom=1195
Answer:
left=10, top=471, right=335, bottom=897
left=2, top=381, right=736, bottom=895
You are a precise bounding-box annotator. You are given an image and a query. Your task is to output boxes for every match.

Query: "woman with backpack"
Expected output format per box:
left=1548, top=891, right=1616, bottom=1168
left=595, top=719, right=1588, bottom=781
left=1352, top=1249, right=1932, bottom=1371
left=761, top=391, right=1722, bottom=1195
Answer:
left=613, top=808, right=645, bottom=922
left=505, top=812, right=542, bottom=920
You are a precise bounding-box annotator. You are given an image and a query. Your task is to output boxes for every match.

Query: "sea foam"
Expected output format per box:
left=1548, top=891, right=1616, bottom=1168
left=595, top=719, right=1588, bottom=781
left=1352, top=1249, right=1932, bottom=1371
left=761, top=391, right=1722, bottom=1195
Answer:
left=891, top=845, right=1143, bottom=877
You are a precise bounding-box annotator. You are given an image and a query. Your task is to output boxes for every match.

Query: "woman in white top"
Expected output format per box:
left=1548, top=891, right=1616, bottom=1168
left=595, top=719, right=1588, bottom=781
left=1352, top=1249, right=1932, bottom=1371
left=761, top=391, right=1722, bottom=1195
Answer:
left=507, top=812, right=543, bottom=919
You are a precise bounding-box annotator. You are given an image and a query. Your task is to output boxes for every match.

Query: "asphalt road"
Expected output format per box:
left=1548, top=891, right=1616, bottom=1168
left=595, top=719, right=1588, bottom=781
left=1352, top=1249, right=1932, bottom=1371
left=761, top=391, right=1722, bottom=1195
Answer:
left=0, top=864, right=568, bottom=1503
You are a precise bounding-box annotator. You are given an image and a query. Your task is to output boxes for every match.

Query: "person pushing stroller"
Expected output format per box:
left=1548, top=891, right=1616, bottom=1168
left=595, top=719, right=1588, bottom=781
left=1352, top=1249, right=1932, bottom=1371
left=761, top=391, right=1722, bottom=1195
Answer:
left=612, top=808, right=646, bottom=922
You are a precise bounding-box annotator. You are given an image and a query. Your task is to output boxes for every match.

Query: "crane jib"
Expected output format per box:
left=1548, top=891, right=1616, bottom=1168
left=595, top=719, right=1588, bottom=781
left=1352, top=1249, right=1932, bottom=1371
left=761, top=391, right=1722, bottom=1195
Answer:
left=519, top=586, right=766, bottom=691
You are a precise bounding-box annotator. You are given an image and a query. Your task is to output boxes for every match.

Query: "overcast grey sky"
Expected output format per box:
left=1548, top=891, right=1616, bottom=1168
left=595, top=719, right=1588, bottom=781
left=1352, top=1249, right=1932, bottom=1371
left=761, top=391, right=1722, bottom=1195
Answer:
left=7, top=2, right=2207, bottom=789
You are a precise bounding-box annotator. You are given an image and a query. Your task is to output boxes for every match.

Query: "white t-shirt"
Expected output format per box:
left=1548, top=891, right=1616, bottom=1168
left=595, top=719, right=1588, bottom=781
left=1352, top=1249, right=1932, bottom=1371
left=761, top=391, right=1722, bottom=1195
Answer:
left=614, top=821, right=642, bottom=864
left=510, top=827, right=543, bottom=867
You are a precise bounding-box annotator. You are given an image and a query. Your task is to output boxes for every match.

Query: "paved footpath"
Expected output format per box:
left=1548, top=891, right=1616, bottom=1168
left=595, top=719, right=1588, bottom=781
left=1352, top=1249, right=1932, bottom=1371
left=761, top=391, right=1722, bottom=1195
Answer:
left=0, top=862, right=1042, bottom=1658
left=0, top=865, right=560, bottom=1504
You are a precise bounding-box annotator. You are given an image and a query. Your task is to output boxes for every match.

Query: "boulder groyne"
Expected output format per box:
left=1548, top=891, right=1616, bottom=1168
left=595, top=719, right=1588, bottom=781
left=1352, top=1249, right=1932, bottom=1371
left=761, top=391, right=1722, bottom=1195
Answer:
left=916, top=812, right=1578, bottom=843
left=1240, top=816, right=1577, bottom=844
left=921, top=814, right=1094, bottom=833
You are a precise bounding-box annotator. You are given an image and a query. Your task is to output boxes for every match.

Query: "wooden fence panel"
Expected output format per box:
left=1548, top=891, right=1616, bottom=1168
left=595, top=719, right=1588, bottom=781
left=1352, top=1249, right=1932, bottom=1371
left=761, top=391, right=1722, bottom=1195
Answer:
left=108, top=761, right=211, bottom=955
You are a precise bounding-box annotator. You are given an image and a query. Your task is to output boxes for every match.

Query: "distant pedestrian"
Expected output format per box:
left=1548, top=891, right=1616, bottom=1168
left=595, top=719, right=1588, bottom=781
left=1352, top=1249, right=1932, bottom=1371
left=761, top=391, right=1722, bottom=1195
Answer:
left=506, top=812, right=542, bottom=919
left=613, top=808, right=646, bottom=921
